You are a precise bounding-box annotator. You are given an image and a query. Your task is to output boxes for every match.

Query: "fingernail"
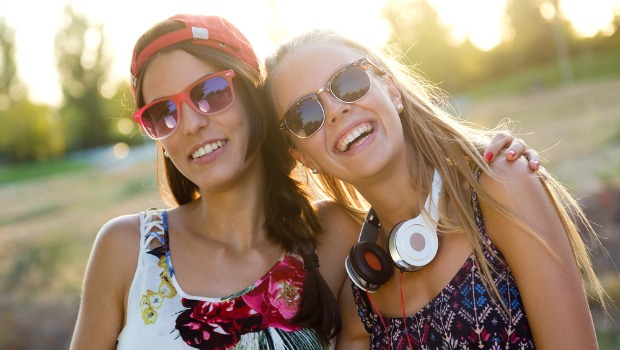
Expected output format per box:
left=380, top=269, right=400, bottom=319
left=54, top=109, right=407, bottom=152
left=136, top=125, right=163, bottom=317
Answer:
left=484, top=152, right=493, bottom=163
left=531, top=160, right=539, bottom=170
left=506, top=149, right=516, bottom=158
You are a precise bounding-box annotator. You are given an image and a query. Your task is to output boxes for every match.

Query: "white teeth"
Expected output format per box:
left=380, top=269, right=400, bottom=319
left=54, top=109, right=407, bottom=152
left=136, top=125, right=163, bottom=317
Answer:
left=192, top=140, right=226, bottom=159
left=337, top=123, right=373, bottom=152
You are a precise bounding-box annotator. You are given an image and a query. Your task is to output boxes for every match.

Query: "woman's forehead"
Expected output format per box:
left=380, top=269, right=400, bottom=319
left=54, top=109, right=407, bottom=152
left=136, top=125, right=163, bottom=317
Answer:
left=269, top=41, right=365, bottom=114
left=286, top=41, right=359, bottom=68
left=142, top=50, right=216, bottom=102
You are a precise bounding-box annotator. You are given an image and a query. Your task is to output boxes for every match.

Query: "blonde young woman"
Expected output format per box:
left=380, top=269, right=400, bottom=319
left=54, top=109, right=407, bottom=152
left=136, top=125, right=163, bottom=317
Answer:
left=265, top=30, right=607, bottom=349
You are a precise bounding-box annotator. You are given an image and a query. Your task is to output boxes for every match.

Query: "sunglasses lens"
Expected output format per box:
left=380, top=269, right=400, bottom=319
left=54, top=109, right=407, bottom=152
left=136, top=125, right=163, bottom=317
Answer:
left=281, top=61, right=374, bottom=139
left=137, top=73, right=235, bottom=140
left=286, top=98, right=324, bottom=138
left=141, top=100, right=178, bottom=139
left=332, top=65, right=371, bottom=102
left=190, top=76, right=234, bottom=114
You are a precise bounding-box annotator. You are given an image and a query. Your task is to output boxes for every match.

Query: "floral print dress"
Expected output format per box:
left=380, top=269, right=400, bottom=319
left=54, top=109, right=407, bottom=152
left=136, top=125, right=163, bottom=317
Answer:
left=117, top=209, right=327, bottom=350
left=351, top=180, right=536, bottom=349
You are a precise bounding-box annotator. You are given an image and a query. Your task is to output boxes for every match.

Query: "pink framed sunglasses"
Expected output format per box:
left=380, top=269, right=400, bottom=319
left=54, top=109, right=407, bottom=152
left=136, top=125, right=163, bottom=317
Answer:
left=133, top=70, right=236, bottom=140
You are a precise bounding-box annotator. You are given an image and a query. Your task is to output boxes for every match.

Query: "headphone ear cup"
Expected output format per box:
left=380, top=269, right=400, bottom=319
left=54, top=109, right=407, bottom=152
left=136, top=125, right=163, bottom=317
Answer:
left=387, top=219, right=439, bottom=271
left=346, top=241, right=393, bottom=292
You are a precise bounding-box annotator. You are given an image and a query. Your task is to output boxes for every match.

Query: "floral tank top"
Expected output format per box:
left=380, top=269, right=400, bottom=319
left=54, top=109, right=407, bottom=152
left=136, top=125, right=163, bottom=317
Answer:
left=351, top=180, right=536, bottom=349
left=117, top=209, right=328, bottom=350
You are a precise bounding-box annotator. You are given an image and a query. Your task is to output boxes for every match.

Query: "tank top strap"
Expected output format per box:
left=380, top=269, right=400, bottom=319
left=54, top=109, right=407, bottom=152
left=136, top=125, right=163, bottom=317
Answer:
left=471, top=169, right=491, bottom=244
left=139, top=208, right=167, bottom=251
left=350, top=283, right=381, bottom=333
left=471, top=168, right=507, bottom=266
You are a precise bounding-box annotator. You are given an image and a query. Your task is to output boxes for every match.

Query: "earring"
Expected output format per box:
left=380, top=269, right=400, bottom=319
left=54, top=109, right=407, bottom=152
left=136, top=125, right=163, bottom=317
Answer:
left=311, top=168, right=318, bottom=175
left=163, top=150, right=170, bottom=158
left=396, top=103, right=404, bottom=113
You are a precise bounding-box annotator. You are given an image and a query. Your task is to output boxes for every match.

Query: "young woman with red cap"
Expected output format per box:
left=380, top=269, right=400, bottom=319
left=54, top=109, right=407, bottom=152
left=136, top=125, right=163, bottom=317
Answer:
left=70, top=14, right=356, bottom=350
left=264, top=30, right=607, bottom=349
left=70, top=15, right=539, bottom=350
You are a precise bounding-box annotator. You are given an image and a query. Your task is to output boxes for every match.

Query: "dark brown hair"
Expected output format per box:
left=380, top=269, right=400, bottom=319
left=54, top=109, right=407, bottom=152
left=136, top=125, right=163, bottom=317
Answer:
left=132, top=19, right=341, bottom=342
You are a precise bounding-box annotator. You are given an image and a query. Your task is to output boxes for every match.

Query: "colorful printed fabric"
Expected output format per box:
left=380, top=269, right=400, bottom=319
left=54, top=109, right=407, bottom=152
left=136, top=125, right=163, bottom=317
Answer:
left=117, top=209, right=328, bottom=350
left=351, top=180, right=536, bottom=349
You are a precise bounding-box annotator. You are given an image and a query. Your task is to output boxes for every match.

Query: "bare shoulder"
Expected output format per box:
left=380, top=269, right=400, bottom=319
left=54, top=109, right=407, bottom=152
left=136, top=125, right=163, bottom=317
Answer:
left=477, top=154, right=568, bottom=250
left=313, top=199, right=362, bottom=243
left=87, top=213, right=143, bottom=285
left=71, top=213, right=143, bottom=348
left=85, top=213, right=143, bottom=304
left=312, top=199, right=362, bottom=296
left=95, top=214, right=142, bottom=254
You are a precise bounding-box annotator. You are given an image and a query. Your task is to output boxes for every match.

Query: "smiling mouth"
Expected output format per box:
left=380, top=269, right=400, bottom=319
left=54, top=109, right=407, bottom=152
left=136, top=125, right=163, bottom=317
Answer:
left=337, top=123, right=373, bottom=152
left=192, top=140, right=227, bottom=159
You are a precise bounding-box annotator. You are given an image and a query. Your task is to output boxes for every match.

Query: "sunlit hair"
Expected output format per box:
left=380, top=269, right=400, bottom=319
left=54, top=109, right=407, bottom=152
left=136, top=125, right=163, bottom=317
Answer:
left=264, top=29, right=608, bottom=310
left=131, top=20, right=341, bottom=342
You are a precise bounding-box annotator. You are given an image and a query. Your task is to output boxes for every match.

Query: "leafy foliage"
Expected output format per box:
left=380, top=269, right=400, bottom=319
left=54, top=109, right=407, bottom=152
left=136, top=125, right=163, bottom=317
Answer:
left=383, top=0, right=620, bottom=94
left=55, top=5, right=113, bottom=151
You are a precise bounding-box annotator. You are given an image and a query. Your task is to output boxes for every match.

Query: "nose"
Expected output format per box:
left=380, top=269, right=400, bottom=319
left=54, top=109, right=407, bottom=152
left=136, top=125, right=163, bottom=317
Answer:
left=180, top=102, right=208, bottom=135
left=318, top=91, right=351, bottom=125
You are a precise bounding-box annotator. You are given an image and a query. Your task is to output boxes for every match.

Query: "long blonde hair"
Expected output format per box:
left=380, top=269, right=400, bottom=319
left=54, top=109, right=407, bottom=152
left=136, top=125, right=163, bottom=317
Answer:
left=264, top=29, right=608, bottom=309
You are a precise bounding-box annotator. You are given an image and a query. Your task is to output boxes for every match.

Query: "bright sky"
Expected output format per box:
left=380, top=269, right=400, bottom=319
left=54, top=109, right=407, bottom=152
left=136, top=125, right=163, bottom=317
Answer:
left=0, top=0, right=618, bottom=106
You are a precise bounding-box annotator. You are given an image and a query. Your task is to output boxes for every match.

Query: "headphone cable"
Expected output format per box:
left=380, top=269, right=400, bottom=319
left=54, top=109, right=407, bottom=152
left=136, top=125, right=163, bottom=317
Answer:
left=366, top=288, right=391, bottom=350
left=399, top=270, right=414, bottom=349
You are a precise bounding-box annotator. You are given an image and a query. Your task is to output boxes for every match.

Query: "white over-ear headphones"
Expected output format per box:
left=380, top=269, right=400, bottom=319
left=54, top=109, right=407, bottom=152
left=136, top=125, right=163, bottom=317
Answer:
left=345, top=169, right=442, bottom=292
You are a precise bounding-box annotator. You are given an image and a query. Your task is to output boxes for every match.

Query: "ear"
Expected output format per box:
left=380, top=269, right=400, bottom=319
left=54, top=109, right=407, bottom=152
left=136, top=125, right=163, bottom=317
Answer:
left=289, top=147, right=318, bottom=172
left=384, top=73, right=402, bottom=108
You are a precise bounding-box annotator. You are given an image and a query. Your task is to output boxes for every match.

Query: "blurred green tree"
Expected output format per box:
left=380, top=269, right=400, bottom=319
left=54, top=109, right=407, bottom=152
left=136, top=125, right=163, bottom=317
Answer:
left=0, top=17, right=19, bottom=102
left=55, top=4, right=113, bottom=151
left=103, top=80, right=146, bottom=146
left=383, top=0, right=466, bottom=91
left=382, top=0, right=502, bottom=92
left=0, top=18, right=60, bottom=164
left=0, top=100, right=60, bottom=163
left=501, top=0, right=558, bottom=68
left=382, top=0, right=619, bottom=95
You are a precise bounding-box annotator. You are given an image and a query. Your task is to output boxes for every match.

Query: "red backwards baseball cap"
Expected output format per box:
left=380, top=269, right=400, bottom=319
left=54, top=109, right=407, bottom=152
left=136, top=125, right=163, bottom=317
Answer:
left=130, top=14, right=260, bottom=93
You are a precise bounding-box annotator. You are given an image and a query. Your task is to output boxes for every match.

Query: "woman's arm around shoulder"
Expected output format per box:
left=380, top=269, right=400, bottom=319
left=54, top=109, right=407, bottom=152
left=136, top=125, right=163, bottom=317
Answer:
left=70, top=214, right=142, bottom=350
left=312, top=199, right=362, bottom=297
left=335, top=279, right=370, bottom=349
left=312, top=199, right=370, bottom=349
left=478, top=157, right=597, bottom=349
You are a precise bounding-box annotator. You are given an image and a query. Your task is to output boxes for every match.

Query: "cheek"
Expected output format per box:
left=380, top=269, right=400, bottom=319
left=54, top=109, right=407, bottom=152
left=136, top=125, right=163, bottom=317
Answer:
left=227, top=104, right=252, bottom=133
left=372, top=96, right=402, bottom=126
left=160, top=136, right=182, bottom=154
left=296, top=136, right=330, bottom=165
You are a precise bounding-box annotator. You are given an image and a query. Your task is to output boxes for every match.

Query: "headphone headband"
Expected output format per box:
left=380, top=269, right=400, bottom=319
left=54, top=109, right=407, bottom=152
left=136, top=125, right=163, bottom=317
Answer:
left=358, top=208, right=381, bottom=243
left=346, top=169, right=443, bottom=292
left=360, top=169, right=442, bottom=238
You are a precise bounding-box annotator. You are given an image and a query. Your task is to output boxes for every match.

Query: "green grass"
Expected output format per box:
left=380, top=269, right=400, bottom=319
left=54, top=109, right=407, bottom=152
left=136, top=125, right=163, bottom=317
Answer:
left=0, top=158, right=90, bottom=186
left=598, top=330, right=620, bottom=349
left=465, top=48, right=620, bottom=100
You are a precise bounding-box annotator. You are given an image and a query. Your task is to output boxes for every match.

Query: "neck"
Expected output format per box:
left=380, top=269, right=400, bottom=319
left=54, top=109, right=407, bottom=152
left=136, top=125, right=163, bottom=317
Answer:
left=189, top=157, right=269, bottom=250
left=356, top=165, right=434, bottom=231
